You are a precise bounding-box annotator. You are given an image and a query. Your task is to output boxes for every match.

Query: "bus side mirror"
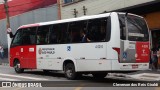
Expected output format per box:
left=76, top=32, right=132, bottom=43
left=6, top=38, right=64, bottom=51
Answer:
left=8, top=32, right=14, bottom=38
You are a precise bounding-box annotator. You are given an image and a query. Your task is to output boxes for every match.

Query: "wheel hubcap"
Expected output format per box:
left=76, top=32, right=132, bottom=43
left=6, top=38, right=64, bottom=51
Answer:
left=66, top=69, right=73, bottom=77
left=15, top=63, right=20, bottom=71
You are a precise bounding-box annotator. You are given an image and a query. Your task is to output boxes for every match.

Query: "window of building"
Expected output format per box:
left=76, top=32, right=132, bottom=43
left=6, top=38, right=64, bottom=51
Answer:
left=63, top=0, right=84, bottom=4
left=64, top=0, right=73, bottom=4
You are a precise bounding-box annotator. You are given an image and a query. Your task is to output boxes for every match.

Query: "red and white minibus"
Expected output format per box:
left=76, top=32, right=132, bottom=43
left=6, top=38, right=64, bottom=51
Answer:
left=9, top=12, right=150, bottom=80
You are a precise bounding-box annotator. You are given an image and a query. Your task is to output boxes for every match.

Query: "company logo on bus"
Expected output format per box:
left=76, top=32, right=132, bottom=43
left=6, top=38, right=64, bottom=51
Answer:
left=38, top=48, right=42, bottom=55
left=38, top=48, right=55, bottom=55
left=136, top=42, right=149, bottom=63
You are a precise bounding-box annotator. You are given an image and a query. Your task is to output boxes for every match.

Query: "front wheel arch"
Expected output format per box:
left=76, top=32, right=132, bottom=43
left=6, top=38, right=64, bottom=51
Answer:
left=63, top=59, right=77, bottom=71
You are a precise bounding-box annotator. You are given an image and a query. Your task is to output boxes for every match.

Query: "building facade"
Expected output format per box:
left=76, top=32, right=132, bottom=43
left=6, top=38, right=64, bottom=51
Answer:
left=0, top=0, right=58, bottom=48
left=59, top=0, right=160, bottom=48
left=59, top=0, right=155, bottom=19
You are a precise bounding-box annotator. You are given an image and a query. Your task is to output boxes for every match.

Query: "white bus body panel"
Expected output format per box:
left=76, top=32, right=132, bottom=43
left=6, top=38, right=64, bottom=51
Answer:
left=36, top=42, right=111, bottom=72
left=35, top=13, right=112, bottom=72
left=107, top=12, right=121, bottom=71
left=111, top=60, right=149, bottom=70
left=35, top=12, right=149, bottom=72
left=106, top=12, right=120, bottom=61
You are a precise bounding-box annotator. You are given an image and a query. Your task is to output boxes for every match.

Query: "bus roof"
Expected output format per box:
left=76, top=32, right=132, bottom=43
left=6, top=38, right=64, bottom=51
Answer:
left=18, top=12, right=143, bottom=29
left=18, top=12, right=112, bottom=29
left=40, top=12, right=111, bottom=25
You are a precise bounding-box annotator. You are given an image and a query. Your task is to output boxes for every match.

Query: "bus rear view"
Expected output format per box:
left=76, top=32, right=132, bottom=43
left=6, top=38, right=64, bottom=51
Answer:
left=112, top=13, right=150, bottom=70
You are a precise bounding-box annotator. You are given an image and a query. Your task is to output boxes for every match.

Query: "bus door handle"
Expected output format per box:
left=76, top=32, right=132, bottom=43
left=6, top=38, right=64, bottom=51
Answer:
left=57, top=57, right=62, bottom=59
left=20, top=48, right=23, bottom=52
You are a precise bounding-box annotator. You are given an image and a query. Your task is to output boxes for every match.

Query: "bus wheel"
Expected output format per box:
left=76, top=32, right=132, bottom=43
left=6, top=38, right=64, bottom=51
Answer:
left=14, top=61, right=24, bottom=73
left=92, top=73, right=107, bottom=79
left=64, top=63, right=77, bottom=80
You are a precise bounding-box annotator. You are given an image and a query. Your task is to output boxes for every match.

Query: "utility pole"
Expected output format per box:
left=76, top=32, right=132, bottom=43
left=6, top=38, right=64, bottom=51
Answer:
left=57, top=0, right=61, bottom=20
left=83, top=6, right=87, bottom=15
left=4, top=0, right=13, bottom=38
left=4, top=0, right=10, bottom=28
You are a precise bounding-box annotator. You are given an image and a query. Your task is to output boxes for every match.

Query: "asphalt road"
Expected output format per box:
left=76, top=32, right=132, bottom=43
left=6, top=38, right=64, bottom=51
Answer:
left=0, top=65, right=157, bottom=90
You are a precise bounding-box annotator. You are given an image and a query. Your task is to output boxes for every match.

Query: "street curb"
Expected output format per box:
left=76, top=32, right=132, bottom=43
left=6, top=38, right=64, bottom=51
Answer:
left=0, top=63, right=9, bottom=66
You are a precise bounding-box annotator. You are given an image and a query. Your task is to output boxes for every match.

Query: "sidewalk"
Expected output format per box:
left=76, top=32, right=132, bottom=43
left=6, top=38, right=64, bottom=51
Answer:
left=126, top=70, right=160, bottom=81
left=0, top=48, right=9, bottom=65
left=0, top=58, right=9, bottom=66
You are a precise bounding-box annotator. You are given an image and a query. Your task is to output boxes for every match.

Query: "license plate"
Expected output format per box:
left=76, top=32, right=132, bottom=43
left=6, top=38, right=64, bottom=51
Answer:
left=132, top=65, right=138, bottom=69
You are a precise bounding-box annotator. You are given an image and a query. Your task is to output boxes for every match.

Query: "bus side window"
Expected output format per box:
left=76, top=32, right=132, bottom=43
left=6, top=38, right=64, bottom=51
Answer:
left=37, top=26, right=50, bottom=45
left=119, top=15, right=126, bottom=40
left=22, top=27, right=36, bottom=45
left=11, top=30, right=23, bottom=47
left=67, top=20, right=88, bottom=43
left=22, top=33, right=31, bottom=45
left=59, top=23, right=69, bottom=44
left=88, top=17, right=108, bottom=42
left=49, top=24, right=60, bottom=44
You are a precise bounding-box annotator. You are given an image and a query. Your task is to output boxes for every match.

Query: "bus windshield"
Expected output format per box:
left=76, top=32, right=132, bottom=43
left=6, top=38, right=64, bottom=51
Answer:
left=119, top=14, right=149, bottom=41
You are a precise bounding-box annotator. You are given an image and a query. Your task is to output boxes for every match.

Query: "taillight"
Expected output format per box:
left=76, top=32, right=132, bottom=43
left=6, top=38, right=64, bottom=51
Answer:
left=113, top=47, right=120, bottom=62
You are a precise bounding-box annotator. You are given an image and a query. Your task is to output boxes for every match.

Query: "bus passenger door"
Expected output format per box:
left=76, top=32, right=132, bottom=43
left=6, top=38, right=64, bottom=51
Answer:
left=10, top=29, right=28, bottom=68
left=20, top=45, right=36, bottom=69
left=21, top=27, right=37, bottom=69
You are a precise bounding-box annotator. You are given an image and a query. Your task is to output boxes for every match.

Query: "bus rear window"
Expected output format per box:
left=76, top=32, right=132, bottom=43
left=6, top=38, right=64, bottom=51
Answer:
left=119, top=14, right=149, bottom=41
left=127, top=15, right=149, bottom=41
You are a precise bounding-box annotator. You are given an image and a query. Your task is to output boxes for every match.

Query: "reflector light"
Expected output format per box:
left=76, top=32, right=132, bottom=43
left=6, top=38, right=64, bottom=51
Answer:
left=113, top=47, right=120, bottom=62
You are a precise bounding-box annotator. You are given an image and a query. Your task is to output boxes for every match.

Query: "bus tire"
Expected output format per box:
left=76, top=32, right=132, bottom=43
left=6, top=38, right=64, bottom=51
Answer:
left=64, top=63, right=78, bottom=80
left=14, top=60, right=24, bottom=73
left=92, top=73, right=107, bottom=79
